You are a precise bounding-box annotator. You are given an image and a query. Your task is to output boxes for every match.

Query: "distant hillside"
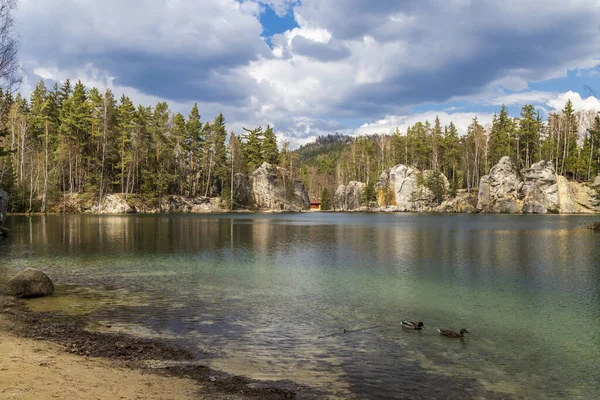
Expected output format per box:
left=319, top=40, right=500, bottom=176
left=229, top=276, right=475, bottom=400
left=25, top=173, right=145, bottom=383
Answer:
left=295, top=133, right=352, bottom=165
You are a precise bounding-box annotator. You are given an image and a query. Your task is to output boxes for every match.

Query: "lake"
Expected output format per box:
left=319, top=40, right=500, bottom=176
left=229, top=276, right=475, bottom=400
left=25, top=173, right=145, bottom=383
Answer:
left=1, top=213, right=599, bottom=399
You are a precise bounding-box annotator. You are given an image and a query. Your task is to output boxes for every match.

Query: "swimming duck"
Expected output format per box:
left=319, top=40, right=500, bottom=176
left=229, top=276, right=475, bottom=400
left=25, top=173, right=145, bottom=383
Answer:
left=438, top=328, right=469, bottom=338
left=401, top=321, right=424, bottom=330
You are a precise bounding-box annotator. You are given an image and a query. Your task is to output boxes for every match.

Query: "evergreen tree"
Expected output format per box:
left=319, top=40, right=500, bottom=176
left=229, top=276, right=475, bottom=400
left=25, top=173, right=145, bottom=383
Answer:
left=185, top=103, right=203, bottom=195
left=518, top=104, right=539, bottom=169
left=562, top=100, right=579, bottom=177
left=320, top=187, right=331, bottom=210
left=489, top=105, right=512, bottom=167
left=425, top=171, right=447, bottom=205
left=262, top=125, right=279, bottom=164
left=212, top=113, right=228, bottom=195
left=116, top=95, right=135, bottom=195
left=243, top=126, right=263, bottom=172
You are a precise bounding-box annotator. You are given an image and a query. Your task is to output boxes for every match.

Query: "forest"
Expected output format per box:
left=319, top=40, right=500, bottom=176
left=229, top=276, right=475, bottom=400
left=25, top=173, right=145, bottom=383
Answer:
left=0, top=78, right=599, bottom=212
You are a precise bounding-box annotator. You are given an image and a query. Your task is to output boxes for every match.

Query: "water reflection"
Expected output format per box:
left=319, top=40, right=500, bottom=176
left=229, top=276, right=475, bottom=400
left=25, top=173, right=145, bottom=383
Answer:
left=1, top=213, right=600, bottom=398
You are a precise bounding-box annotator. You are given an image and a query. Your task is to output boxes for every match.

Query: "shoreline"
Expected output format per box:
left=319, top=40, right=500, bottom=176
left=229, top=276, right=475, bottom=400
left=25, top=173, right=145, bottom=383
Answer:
left=0, top=296, right=311, bottom=399
left=6, top=209, right=600, bottom=217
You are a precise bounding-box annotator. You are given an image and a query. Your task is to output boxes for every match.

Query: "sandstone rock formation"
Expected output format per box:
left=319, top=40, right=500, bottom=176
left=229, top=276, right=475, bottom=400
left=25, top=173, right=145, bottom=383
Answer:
left=5, top=268, right=55, bottom=298
left=376, top=165, right=419, bottom=210
left=477, top=157, right=523, bottom=213
left=334, top=181, right=365, bottom=211
left=375, top=166, right=450, bottom=212
left=521, top=160, right=560, bottom=214
left=477, top=157, right=597, bottom=214
left=235, top=163, right=309, bottom=211
left=438, top=190, right=477, bottom=213
left=92, top=194, right=136, bottom=214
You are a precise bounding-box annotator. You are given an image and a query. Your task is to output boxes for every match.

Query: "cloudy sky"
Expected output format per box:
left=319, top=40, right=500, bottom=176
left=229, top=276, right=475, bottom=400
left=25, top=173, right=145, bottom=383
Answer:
left=15, top=0, right=600, bottom=146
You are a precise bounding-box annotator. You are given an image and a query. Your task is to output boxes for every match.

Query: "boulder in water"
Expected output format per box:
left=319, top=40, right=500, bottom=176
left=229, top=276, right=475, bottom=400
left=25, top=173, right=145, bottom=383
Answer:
left=5, top=268, right=55, bottom=298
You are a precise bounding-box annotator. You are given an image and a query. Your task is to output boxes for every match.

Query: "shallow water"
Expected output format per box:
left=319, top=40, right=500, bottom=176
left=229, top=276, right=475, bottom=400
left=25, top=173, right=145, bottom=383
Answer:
left=1, top=213, right=599, bottom=398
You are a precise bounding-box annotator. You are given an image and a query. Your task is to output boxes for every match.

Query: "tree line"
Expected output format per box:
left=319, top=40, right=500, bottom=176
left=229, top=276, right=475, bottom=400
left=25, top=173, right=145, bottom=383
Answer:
left=0, top=78, right=599, bottom=212
left=301, top=103, right=600, bottom=202
left=0, top=79, right=289, bottom=212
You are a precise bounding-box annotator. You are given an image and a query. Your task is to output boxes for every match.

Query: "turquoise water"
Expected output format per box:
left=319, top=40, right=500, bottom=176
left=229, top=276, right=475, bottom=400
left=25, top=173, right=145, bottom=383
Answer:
left=1, top=214, right=599, bottom=398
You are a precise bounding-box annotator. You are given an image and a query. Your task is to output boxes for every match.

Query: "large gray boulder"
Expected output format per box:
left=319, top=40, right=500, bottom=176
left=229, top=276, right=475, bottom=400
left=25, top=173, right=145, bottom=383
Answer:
left=437, top=190, right=477, bottom=213
left=376, top=164, right=419, bottom=211
left=477, top=157, right=523, bottom=213
left=5, top=268, right=55, bottom=298
left=593, top=176, right=600, bottom=187
left=570, top=182, right=598, bottom=212
left=334, top=181, right=365, bottom=211
left=251, top=163, right=309, bottom=211
left=232, top=173, right=254, bottom=209
left=375, top=165, right=450, bottom=211
left=521, top=161, right=560, bottom=214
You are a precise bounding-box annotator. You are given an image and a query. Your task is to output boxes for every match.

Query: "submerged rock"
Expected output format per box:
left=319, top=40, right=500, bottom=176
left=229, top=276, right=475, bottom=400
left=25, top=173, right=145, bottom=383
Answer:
left=5, top=268, right=55, bottom=298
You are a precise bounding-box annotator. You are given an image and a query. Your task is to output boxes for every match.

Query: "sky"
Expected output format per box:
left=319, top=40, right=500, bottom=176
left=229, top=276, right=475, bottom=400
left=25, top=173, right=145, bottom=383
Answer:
left=14, top=0, right=600, bottom=147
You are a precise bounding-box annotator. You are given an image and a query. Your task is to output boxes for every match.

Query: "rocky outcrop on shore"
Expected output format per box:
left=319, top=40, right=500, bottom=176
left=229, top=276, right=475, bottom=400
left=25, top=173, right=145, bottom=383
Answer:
left=233, top=162, right=309, bottom=211
left=334, top=157, right=598, bottom=214
left=375, top=165, right=450, bottom=212
left=60, top=193, right=226, bottom=214
left=51, top=163, right=309, bottom=214
left=335, top=181, right=365, bottom=211
left=477, top=157, right=597, bottom=214
left=247, top=162, right=309, bottom=211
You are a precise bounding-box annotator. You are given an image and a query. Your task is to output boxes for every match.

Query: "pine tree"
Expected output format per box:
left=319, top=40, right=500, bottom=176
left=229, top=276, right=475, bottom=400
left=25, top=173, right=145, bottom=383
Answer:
left=243, top=126, right=263, bottom=172
left=489, top=105, right=512, bottom=167
left=262, top=125, right=279, bottom=165
left=518, top=104, right=539, bottom=169
left=431, top=116, right=443, bottom=171
left=562, top=100, right=579, bottom=177
left=116, top=95, right=135, bottom=195
left=185, top=103, right=203, bottom=195
left=212, top=113, right=228, bottom=195
left=320, top=187, right=331, bottom=210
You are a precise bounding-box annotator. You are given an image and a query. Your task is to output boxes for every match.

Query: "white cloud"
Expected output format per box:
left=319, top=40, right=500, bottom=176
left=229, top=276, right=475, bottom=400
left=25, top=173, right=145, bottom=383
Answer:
left=14, top=0, right=600, bottom=146
left=546, top=91, right=600, bottom=113
left=355, top=112, right=495, bottom=137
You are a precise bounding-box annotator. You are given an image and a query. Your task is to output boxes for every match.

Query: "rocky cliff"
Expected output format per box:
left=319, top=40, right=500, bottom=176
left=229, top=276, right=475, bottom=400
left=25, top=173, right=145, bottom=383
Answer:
left=477, top=157, right=597, bottom=214
left=375, top=165, right=451, bottom=212
left=334, top=181, right=365, bottom=211
left=333, top=157, right=598, bottom=214
left=55, top=163, right=310, bottom=214
left=232, top=162, right=309, bottom=211
left=60, top=193, right=226, bottom=214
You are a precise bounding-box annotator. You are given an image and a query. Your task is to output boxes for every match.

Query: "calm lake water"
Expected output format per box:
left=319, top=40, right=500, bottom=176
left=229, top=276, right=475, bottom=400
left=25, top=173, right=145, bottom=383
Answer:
left=1, top=213, right=599, bottom=399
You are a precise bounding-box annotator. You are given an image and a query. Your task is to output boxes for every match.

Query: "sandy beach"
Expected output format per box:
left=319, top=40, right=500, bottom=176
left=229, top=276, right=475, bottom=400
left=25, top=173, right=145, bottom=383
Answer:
left=0, top=328, right=200, bottom=400
left=0, top=296, right=300, bottom=400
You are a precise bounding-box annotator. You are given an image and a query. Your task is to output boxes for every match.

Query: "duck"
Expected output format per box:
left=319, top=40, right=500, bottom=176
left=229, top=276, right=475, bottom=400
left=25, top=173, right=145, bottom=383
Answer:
left=401, top=321, right=424, bottom=330
left=437, top=328, right=469, bottom=338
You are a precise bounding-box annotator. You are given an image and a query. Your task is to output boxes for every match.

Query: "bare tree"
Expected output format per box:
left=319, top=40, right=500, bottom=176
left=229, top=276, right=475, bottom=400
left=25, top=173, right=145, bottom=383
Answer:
left=0, top=0, right=20, bottom=93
